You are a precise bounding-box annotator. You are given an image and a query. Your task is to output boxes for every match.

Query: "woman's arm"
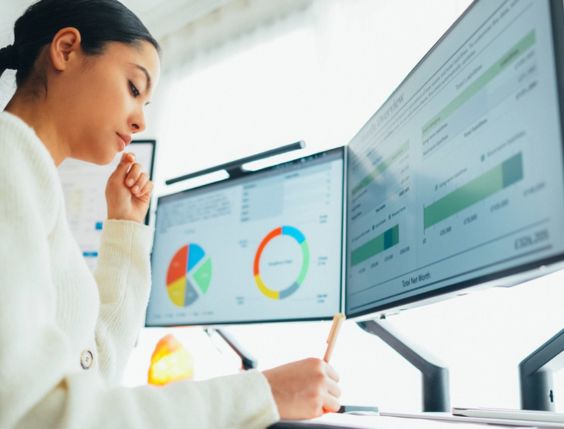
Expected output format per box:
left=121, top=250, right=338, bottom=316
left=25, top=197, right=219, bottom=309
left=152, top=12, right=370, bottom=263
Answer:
left=0, top=138, right=279, bottom=429
left=93, top=219, right=153, bottom=383
left=93, top=152, right=154, bottom=382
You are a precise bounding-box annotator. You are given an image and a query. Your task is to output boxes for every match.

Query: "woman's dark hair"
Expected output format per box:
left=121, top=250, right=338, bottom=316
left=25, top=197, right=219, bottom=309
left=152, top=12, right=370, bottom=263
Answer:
left=0, top=0, right=160, bottom=86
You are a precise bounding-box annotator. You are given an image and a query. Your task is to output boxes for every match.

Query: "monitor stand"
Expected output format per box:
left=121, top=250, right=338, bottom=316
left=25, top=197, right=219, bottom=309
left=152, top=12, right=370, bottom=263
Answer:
left=520, top=328, right=564, bottom=411
left=205, top=328, right=258, bottom=370
left=357, top=317, right=450, bottom=412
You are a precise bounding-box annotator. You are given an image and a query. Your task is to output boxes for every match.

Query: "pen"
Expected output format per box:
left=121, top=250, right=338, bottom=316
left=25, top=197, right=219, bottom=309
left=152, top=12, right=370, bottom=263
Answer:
left=323, top=313, right=345, bottom=363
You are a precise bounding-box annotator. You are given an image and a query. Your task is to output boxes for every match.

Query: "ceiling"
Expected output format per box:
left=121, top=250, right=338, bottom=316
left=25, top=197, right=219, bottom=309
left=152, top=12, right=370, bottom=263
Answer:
left=0, top=0, right=232, bottom=46
left=0, top=0, right=313, bottom=77
left=122, top=0, right=232, bottom=39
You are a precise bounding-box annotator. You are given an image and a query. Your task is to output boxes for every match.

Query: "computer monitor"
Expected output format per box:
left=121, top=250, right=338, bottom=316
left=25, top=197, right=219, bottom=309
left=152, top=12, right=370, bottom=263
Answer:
left=59, top=139, right=156, bottom=271
left=146, top=147, right=344, bottom=326
left=346, top=0, right=564, bottom=318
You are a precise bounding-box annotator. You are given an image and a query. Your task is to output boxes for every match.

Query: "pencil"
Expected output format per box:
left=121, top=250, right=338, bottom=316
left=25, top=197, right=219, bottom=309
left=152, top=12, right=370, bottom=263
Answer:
left=323, top=313, right=345, bottom=363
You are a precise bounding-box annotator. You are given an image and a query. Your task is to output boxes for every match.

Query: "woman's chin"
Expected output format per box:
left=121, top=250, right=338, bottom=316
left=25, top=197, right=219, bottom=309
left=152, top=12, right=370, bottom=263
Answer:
left=103, top=152, right=120, bottom=165
left=89, top=151, right=118, bottom=166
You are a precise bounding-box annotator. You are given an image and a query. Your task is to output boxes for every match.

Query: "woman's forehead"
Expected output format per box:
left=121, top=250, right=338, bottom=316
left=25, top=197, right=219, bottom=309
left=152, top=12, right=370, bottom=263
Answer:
left=102, top=41, right=160, bottom=76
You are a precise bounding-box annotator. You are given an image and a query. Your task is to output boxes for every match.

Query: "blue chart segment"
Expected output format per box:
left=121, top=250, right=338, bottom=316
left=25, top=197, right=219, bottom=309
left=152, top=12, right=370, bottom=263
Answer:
left=188, top=244, right=205, bottom=271
left=253, top=226, right=310, bottom=300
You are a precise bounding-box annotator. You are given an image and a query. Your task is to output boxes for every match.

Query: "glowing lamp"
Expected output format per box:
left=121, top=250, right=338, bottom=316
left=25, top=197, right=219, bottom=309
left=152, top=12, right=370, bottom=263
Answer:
left=148, top=334, right=194, bottom=386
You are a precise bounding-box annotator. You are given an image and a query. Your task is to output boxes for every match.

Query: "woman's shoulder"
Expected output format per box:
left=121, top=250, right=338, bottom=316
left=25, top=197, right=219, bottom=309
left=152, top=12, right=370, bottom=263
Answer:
left=0, top=111, right=63, bottom=220
left=0, top=111, right=60, bottom=181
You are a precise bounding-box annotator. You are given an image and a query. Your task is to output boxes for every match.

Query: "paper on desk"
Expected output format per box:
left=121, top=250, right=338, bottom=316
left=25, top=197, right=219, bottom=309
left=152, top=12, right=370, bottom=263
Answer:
left=280, top=413, right=536, bottom=428
left=381, top=411, right=557, bottom=428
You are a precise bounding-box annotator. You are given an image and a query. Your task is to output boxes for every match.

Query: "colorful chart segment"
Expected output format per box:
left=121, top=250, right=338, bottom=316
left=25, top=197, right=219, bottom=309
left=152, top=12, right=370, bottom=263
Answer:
left=166, top=244, right=212, bottom=307
left=253, top=226, right=310, bottom=300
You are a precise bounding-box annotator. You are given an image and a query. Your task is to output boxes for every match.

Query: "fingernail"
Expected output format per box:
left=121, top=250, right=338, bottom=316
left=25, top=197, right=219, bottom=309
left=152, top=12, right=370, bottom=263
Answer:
left=127, top=179, right=134, bottom=186
left=133, top=186, right=140, bottom=193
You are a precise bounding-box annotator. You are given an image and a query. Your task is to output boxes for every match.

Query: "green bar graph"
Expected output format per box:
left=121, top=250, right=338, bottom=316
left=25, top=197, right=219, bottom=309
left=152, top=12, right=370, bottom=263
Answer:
left=422, top=31, right=536, bottom=137
left=424, top=153, right=523, bottom=229
left=351, top=225, right=399, bottom=266
left=352, top=143, right=409, bottom=196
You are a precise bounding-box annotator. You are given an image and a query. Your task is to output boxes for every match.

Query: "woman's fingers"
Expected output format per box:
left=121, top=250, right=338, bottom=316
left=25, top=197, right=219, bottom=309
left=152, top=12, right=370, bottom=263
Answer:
left=325, top=363, right=340, bottom=383
left=322, top=365, right=341, bottom=413
left=322, top=391, right=341, bottom=413
left=326, top=377, right=341, bottom=399
left=108, top=152, right=135, bottom=184
left=131, top=172, right=149, bottom=196
left=262, top=358, right=341, bottom=420
left=125, top=163, right=142, bottom=187
left=139, top=179, right=153, bottom=198
left=105, top=153, right=152, bottom=223
left=124, top=163, right=153, bottom=198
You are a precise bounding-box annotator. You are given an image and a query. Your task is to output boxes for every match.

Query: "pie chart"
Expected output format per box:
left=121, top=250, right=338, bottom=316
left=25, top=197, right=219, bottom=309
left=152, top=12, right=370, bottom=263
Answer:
left=166, top=244, right=212, bottom=307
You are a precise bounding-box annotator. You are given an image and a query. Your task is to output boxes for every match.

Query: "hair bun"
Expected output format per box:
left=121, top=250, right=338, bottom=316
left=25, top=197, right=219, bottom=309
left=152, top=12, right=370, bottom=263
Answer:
left=0, top=45, right=18, bottom=70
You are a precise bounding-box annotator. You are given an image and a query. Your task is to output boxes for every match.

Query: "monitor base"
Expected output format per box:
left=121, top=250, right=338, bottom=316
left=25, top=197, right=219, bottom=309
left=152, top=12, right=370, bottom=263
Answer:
left=520, top=328, right=564, bottom=411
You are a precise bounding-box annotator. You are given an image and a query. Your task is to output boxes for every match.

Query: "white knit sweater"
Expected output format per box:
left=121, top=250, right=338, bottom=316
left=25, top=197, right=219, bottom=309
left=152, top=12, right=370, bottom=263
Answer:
left=0, top=111, right=279, bottom=429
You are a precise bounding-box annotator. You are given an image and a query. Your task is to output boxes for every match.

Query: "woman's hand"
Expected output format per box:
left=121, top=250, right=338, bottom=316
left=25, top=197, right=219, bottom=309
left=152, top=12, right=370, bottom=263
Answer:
left=262, top=358, right=341, bottom=420
left=106, top=152, right=153, bottom=223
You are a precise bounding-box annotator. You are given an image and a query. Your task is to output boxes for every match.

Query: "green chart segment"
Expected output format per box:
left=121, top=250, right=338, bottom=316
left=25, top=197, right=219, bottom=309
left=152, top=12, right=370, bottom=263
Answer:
left=352, top=142, right=409, bottom=196
left=422, top=30, right=536, bottom=137
left=351, top=225, right=400, bottom=267
left=424, top=152, right=524, bottom=229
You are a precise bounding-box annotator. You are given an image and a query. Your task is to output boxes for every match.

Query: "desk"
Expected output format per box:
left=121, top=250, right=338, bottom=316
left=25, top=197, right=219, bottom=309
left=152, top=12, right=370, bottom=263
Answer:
left=269, top=412, right=552, bottom=428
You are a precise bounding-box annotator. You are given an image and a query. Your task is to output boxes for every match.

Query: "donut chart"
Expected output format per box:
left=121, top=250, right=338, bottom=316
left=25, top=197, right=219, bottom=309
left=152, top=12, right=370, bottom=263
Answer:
left=253, top=226, right=310, bottom=300
left=166, top=244, right=212, bottom=307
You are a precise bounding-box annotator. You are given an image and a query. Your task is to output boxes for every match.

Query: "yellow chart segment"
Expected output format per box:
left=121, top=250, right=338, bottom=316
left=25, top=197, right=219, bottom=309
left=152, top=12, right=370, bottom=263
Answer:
left=254, top=275, right=280, bottom=300
left=168, top=276, right=186, bottom=307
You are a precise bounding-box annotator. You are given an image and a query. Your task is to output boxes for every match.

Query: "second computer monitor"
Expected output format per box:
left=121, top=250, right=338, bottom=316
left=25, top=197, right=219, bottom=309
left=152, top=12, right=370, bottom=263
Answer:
left=346, top=0, right=564, bottom=318
left=146, top=148, right=344, bottom=326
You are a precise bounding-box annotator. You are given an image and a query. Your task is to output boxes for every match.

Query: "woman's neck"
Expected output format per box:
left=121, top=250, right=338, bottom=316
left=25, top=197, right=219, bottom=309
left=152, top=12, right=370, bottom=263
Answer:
left=5, top=91, right=69, bottom=166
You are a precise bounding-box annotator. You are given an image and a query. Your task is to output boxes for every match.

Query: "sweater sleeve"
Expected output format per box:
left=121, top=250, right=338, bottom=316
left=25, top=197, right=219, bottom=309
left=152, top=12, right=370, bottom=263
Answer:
left=14, top=370, right=279, bottom=429
left=93, top=219, right=153, bottom=383
left=0, top=136, right=279, bottom=429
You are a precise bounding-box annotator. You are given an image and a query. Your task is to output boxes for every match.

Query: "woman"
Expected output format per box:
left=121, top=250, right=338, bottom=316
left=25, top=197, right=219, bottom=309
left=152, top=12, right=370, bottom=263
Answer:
left=0, top=1, right=341, bottom=428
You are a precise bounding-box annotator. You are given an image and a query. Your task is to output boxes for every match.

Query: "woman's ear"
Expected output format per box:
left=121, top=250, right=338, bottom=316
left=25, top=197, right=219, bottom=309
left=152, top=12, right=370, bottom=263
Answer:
left=49, top=27, right=82, bottom=72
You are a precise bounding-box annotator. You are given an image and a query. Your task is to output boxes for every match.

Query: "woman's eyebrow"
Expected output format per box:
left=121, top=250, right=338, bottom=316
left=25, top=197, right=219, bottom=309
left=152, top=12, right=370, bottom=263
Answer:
left=130, top=63, right=152, bottom=91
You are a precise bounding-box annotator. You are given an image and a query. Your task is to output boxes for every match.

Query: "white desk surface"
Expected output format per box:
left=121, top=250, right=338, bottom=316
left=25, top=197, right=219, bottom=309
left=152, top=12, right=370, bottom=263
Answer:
left=276, top=411, right=553, bottom=428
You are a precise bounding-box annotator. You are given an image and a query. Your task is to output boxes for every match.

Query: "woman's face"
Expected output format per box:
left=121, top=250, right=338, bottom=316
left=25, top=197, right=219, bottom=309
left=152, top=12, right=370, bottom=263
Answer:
left=54, top=40, right=160, bottom=165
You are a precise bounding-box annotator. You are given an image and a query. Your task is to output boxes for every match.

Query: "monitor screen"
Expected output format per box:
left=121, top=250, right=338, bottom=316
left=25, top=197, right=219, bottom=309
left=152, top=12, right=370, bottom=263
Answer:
left=346, top=0, right=564, bottom=318
left=59, top=140, right=156, bottom=271
left=146, top=148, right=344, bottom=326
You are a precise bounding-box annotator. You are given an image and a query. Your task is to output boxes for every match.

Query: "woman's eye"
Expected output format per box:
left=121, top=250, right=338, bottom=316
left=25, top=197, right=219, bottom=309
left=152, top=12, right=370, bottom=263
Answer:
left=129, top=81, right=140, bottom=97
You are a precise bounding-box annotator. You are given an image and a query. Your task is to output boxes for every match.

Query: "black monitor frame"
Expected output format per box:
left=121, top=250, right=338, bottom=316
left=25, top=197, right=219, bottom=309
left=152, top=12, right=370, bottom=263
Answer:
left=346, top=0, right=564, bottom=320
left=131, top=139, right=157, bottom=226
left=146, top=146, right=346, bottom=327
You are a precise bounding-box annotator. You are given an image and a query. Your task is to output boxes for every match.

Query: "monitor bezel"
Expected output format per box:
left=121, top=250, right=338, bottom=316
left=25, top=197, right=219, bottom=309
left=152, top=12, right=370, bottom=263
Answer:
left=146, top=146, right=346, bottom=327
left=131, top=139, right=157, bottom=225
left=346, top=0, right=564, bottom=320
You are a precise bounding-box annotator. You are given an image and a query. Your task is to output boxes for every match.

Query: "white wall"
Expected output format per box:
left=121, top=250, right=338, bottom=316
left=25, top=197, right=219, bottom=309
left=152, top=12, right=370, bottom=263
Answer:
left=126, top=0, right=564, bottom=412
left=0, top=1, right=29, bottom=109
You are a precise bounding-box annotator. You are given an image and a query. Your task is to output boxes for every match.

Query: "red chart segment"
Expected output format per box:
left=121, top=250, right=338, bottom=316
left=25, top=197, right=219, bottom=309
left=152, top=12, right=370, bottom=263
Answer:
left=166, top=245, right=188, bottom=285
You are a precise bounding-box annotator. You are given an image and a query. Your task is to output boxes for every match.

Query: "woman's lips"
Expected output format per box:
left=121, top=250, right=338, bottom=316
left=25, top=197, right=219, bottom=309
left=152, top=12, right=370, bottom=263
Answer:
left=116, top=132, right=132, bottom=150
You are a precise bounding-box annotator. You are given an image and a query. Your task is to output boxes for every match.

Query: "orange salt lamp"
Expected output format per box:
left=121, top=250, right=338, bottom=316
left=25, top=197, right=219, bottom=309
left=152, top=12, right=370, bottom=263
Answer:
left=148, top=334, right=194, bottom=386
